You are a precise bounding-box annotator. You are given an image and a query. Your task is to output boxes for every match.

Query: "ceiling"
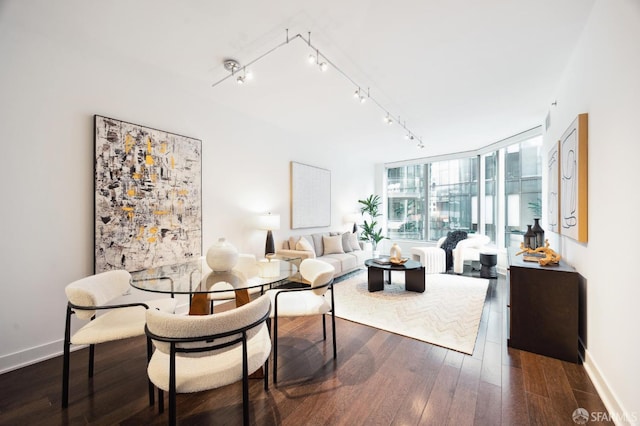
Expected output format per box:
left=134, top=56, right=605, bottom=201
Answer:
left=6, top=0, right=596, bottom=163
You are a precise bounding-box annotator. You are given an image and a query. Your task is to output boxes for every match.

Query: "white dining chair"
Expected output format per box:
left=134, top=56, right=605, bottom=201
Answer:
left=62, top=269, right=177, bottom=408
left=266, top=258, right=336, bottom=383
left=145, top=293, right=272, bottom=426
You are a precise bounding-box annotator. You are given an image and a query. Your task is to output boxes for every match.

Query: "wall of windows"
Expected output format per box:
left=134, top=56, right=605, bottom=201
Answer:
left=385, top=131, right=542, bottom=248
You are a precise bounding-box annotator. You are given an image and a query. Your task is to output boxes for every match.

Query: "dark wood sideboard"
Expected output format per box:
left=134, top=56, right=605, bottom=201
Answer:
left=507, top=248, right=580, bottom=363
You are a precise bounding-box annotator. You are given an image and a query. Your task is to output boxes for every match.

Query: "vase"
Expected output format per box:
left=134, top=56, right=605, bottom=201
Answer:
left=390, top=243, right=402, bottom=259
left=532, top=218, right=545, bottom=249
left=206, top=237, right=239, bottom=272
left=524, top=225, right=536, bottom=249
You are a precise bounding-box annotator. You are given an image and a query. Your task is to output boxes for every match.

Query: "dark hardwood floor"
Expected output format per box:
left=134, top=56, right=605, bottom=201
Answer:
left=0, top=270, right=612, bottom=425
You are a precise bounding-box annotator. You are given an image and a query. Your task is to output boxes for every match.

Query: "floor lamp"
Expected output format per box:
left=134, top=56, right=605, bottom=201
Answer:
left=258, top=213, right=280, bottom=256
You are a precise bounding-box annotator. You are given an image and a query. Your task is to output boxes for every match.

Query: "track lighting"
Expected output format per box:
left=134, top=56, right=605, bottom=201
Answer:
left=213, top=30, right=427, bottom=150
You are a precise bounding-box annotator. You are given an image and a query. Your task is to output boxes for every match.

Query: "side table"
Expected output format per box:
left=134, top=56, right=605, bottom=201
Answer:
left=479, top=251, right=498, bottom=278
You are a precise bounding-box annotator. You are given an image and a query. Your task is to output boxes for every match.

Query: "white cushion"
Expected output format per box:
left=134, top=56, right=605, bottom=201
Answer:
left=349, top=233, right=361, bottom=251
left=341, top=232, right=353, bottom=253
left=323, top=234, right=344, bottom=255
left=296, top=236, right=314, bottom=252
left=71, top=297, right=177, bottom=345
left=267, top=290, right=331, bottom=317
left=147, top=325, right=271, bottom=393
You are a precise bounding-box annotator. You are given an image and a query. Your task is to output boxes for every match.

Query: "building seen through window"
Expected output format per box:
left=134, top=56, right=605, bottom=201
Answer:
left=385, top=133, right=542, bottom=248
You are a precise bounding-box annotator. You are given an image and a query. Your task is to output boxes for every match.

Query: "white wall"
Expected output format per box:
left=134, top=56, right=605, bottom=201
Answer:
left=543, top=0, right=640, bottom=421
left=0, top=11, right=374, bottom=372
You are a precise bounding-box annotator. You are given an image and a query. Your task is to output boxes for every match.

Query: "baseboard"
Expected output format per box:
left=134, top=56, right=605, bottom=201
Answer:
left=0, top=300, right=191, bottom=375
left=583, top=348, right=637, bottom=425
left=0, top=339, right=64, bottom=375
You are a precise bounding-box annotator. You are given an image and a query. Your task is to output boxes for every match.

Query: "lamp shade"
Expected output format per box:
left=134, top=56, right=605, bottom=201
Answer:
left=257, top=213, right=280, bottom=231
left=343, top=213, right=361, bottom=224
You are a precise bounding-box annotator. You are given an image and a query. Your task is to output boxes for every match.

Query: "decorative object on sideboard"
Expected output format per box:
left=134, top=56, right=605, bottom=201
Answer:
left=516, top=241, right=561, bottom=266
left=523, top=225, right=536, bottom=249
left=257, top=213, right=280, bottom=256
left=532, top=218, right=545, bottom=248
left=206, top=238, right=239, bottom=272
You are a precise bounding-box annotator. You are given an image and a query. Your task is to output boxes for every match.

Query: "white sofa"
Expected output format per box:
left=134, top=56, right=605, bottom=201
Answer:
left=276, top=231, right=366, bottom=278
left=437, top=233, right=491, bottom=274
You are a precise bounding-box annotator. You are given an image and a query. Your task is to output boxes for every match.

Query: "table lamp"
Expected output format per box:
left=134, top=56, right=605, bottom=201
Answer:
left=344, top=212, right=361, bottom=233
left=257, top=213, right=280, bottom=256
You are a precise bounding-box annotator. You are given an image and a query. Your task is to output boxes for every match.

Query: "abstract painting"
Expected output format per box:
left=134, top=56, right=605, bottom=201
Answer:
left=547, top=141, right=560, bottom=233
left=290, top=161, right=331, bottom=229
left=94, top=115, right=202, bottom=273
left=560, top=113, right=588, bottom=242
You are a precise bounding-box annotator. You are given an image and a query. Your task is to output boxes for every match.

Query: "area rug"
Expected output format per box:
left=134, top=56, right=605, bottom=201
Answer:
left=332, top=272, right=489, bottom=354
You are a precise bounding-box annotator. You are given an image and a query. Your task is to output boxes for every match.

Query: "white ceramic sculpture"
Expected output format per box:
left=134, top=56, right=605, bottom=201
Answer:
left=206, top=237, right=239, bottom=272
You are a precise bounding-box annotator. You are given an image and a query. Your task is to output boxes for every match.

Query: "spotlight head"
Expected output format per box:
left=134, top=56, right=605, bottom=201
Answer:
left=359, top=95, right=366, bottom=104
left=236, top=75, right=245, bottom=84
left=384, top=115, right=393, bottom=125
left=354, top=89, right=360, bottom=98
left=319, top=62, right=328, bottom=72
left=308, top=54, right=316, bottom=64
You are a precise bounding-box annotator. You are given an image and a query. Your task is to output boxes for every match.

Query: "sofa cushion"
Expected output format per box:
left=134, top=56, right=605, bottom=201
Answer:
left=323, top=253, right=357, bottom=272
left=311, top=234, right=325, bottom=257
left=341, top=232, right=353, bottom=253
left=323, top=235, right=344, bottom=255
left=348, top=249, right=368, bottom=264
left=296, top=236, right=314, bottom=252
left=318, top=256, right=342, bottom=275
left=348, top=233, right=361, bottom=251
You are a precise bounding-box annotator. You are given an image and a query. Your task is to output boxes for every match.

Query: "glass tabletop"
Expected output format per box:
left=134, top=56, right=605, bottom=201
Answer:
left=129, top=256, right=301, bottom=295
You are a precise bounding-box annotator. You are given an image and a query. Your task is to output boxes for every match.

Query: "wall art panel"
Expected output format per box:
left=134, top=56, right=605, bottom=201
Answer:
left=290, top=161, right=331, bottom=229
left=94, top=115, right=202, bottom=273
left=547, top=141, right=560, bottom=233
left=560, top=113, right=588, bottom=242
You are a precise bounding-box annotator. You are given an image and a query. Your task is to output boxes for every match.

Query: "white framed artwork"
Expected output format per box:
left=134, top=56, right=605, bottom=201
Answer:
left=290, top=161, right=331, bottom=229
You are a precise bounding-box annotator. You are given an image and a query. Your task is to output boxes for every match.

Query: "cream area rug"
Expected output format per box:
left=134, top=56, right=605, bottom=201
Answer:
left=332, top=272, right=489, bottom=355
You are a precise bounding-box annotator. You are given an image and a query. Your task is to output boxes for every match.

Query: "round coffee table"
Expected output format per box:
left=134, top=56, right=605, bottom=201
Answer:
left=364, top=258, right=425, bottom=293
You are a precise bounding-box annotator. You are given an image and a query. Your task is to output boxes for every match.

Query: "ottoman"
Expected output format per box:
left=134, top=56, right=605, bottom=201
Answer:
left=410, top=247, right=446, bottom=274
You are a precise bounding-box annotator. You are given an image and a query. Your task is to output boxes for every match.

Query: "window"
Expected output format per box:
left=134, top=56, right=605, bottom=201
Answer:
left=386, top=165, right=426, bottom=240
left=384, top=128, right=542, bottom=249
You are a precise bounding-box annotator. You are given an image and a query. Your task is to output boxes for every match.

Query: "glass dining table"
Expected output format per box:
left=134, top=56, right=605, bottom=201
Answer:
left=130, top=256, right=303, bottom=315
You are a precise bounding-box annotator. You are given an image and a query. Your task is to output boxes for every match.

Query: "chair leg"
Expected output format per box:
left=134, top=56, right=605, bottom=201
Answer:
left=62, top=306, right=72, bottom=408
left=146, top=337, right=154, bottom=406
left=242, top=339, right=249, bottom=426
left=331, top=310, right=337, bottom=359
left=88, top=344, right=95, bottom=378
left=322, top=315, right=327, bottom=340
left=263, top=358, right=269, bottom=391
left=273, top=315, right=278, bottom=384
left=158, top=389, right=164, bottom=413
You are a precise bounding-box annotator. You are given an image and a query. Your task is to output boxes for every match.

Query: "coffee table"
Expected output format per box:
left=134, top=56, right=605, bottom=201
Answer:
left=364, top=258, right=425, bottom=293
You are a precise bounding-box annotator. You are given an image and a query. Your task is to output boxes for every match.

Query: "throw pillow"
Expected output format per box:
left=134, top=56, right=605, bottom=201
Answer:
left=296, top=236, right=314, bottom=252
left=288, top=236, right=299, bottom=250
left=341, top=232, right=353, bottom=253
left=349, top=232, right=361, bottom=251
left=323, top=234, right=344, bottom=255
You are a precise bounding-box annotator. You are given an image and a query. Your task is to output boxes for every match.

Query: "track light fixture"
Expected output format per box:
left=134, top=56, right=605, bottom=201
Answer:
left=212, top=30, right=425, bottom=150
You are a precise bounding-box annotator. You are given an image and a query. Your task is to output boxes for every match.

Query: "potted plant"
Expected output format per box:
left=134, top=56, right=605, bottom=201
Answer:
left=358, top=194, right=386, bottom=255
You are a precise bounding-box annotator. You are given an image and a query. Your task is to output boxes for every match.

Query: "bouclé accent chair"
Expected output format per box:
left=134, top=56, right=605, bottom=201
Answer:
left=62, top=269, right=177, bottom=408
left=145, top=294, right=272, bottom=426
